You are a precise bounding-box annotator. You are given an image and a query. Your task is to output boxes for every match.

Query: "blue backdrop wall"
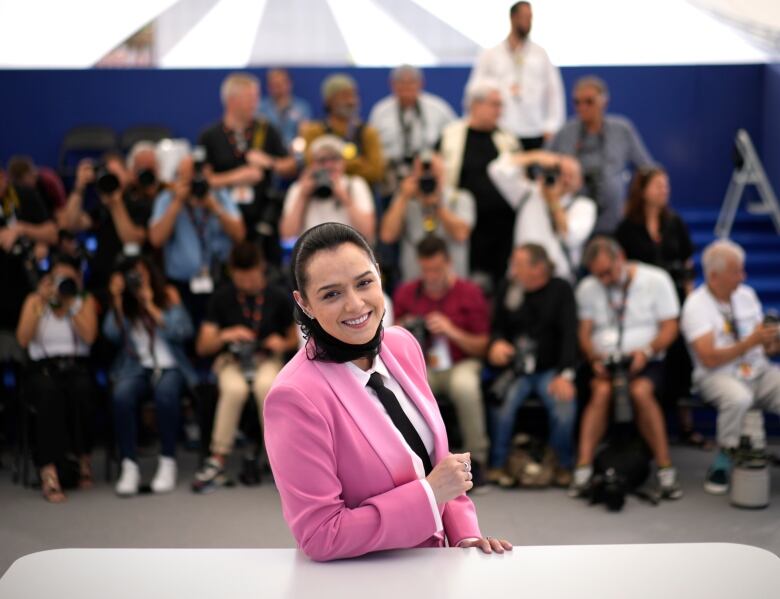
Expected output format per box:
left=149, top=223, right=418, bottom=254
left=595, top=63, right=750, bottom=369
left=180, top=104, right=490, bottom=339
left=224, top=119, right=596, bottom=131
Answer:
left=0, top=64, right=773, bottom=209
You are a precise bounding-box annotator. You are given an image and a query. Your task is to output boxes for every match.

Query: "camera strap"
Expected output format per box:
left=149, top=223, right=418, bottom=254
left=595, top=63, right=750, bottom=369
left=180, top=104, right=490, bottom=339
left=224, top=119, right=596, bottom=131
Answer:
left=398, top=101, right=427, bottom=160
left=237, top=290, right=264, bottom=333
left=607, top=275, right=632, bottom=351
left=185, top=203, right=211, bottom=267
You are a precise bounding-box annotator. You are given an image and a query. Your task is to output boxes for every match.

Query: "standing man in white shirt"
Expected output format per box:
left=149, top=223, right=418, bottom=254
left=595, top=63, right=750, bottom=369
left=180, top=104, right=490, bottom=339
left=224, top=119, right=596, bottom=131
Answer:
left=466, top=1, right=565, bottom=150
left=369, top=65, right=457, bottom=195
left=680, top=240, right=780, bottom=495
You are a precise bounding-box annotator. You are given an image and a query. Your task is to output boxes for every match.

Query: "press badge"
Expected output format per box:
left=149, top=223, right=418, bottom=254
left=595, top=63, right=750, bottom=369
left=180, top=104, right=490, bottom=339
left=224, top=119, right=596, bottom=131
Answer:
left=428, top=335, right=453, bottom=372
left=598, top=328, right=620, bottom=352
left=231, top=185, right=254, bottom=205
left=190, top=272, right=214, bottom=295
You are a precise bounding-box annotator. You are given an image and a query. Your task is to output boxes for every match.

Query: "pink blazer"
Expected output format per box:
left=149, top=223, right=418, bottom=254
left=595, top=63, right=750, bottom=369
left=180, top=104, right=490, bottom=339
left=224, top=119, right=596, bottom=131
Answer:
left=264, top=326, right=481, bottom=561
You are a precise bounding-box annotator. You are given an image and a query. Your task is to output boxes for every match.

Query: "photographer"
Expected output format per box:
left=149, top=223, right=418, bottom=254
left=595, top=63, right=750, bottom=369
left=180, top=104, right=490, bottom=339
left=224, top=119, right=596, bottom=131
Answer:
left=16, top=254, right=98, bottom=503
left=548, top=76, right=653, bottom=234
left=192, top=241, right=297, bottom=492
left=199, top=72, right=296, bottom=264
left=0, top=166, right=58, bottom=361
left=681, top=240, right=780, bottom=495
left=279, top=135, right=375, bottom=242
left=572, top=236, right=682, bottom=499
left=149, top=153, right=245, bottom=327
left=489, top=150, right=596, bottom=283
left=486, top=244, right=578, bottom=487
left=393, top=235, right=490, bottom=488
left=380, top=153, right=474, bottom=282
left=103, top=256, right=196, bottom=496
left=58, top=146, right=157, bottom=294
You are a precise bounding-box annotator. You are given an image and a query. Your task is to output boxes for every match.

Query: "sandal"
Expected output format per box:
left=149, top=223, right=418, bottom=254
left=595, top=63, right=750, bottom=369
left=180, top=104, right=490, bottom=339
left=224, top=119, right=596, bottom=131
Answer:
left=41, top=471, right=67, bottom=504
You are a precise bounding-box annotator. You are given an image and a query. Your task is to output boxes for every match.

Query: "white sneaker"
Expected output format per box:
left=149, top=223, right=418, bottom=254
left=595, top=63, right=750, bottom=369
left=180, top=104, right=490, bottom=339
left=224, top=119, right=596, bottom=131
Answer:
left=115, top=459, right=140, bottom=497
left=568, top=465, right=593, bottom=498
left=151, top=456, right=177, bottom=493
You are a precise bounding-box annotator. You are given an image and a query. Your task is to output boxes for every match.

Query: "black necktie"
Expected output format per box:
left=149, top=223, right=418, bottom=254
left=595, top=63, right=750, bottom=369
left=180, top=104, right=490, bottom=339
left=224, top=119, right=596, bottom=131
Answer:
left=366, top=372, right=433, bottom=475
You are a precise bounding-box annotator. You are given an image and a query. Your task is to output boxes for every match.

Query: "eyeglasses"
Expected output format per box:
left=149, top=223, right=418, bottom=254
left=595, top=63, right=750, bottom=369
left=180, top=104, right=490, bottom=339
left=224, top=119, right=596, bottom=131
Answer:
left=313, top=155, right=341, bottom=165
left=573, top=97, right=597, bottom=106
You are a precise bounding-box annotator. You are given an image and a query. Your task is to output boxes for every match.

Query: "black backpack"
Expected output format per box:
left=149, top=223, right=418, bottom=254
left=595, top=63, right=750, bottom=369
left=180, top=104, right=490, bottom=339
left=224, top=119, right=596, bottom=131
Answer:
left=589, top=432, right=654, bottom=511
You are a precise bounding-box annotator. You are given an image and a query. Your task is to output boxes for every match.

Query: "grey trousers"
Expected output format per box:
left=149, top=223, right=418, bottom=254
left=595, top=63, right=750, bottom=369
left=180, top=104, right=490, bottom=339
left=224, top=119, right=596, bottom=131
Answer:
left=696, top=365, right=780, bottom=448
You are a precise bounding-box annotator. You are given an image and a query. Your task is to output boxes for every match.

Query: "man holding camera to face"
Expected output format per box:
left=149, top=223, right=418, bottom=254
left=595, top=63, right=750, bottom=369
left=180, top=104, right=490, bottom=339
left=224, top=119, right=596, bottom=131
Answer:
left=380, top=152, right=474, bottom=283
left=489, top=150, right=596, bottom=283
left=572, top=236, right=682, bottom=499
left=486, top=243, right=578, bottom=488
left=149, top=153, right=245, bottom=327
left=192, top=241, right=297, bottom=493
left=58, top=144, right=159, bottom=295
left=393, top=235, right=491, bottom=490
left=681, top=240, right=780, bottom=495
left=279, top=135, right=375, bottom=242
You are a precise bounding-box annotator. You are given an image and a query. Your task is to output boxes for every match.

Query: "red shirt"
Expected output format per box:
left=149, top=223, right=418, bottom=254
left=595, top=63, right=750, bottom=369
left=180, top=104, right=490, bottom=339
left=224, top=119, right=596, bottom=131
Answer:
left=393, top=278, right=489, bottom=364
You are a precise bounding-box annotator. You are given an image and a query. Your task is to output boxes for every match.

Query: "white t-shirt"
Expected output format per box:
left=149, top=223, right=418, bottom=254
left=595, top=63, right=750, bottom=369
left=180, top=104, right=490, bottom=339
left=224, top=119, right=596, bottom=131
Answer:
left=130, top=322, right=176, bottom=370
left=282, top=174, right=374, bottom=236
left=681, top=284, right=768, bottom=382
left=576, top=263, right=679, bottom=355
left=28, top=304, right=90, bottom=361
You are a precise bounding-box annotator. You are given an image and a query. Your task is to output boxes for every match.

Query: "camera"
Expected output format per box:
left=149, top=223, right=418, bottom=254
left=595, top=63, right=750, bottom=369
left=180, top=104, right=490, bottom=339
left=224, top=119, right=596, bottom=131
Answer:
left=526, top=163, right=560, bottom=187
left=190, top=146, right=210, bottom=199
left=589, top=467, right=627, bottom=512
left=137, top=168, right=157, bottom=188
left=765, top=310, right=780, bottom=340
left=123, top=269, right=143, bottom=295
left=418, top=151, right=437, bottom=195
left=94, top=163, right=121, bottom=195
left=489, top=336, right=538, bottom=401
left=227, top=340, right=261, bottom=381
left=403, top=317, right=429, bottom=348
left=312, top=169, right=333, bottom=199
left=582, top=169, right=602, bottom=205
left=53, top=275, right=79, bottom=299
left=604, top=352, right=634, bottom=423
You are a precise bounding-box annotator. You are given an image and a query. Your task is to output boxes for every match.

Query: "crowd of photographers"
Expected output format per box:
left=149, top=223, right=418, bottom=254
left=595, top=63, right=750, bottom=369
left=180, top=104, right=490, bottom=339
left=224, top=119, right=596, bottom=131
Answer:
left=2, top=1, right=780, bottom=506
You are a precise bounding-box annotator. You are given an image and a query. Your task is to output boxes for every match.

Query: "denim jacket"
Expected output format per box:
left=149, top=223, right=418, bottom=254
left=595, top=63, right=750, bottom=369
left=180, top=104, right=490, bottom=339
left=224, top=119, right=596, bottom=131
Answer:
left=102, top=303, right=198, bottom=388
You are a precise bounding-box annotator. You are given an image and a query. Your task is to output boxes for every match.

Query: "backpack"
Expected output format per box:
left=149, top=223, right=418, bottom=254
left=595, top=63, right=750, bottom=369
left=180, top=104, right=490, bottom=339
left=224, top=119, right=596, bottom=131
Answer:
left=589, top=432, right=654, bottom=511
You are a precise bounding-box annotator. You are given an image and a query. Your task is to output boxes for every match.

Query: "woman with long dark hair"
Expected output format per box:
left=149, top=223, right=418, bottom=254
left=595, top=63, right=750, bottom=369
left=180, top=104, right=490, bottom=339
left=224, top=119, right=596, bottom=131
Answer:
left=103, top=255, right=195, bottom=496
left=263, top=222, right=511, bottom=561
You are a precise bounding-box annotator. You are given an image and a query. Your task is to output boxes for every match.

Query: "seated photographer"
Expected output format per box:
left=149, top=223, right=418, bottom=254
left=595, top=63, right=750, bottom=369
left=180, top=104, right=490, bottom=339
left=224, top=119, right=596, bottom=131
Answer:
left=572, top=236, right=682, bottom=499
left=393, top=235, right=491, bottom=487
left=486, top=244, right=578, bottom=487
left=368, top=65, right=456, bottom=194
left=149, top=153, right=245, bottom=326
left=681, top=240, right=780, bottom=495
left=279, top=135, right=375, bottom=242
left=489, top=150, right=596, bottom=283
left=103, top=256, right=196, bottom=497
left=0, top=166, right=58, bottom=362
left=16, top=254, right=98, bottom=503
left=379, top=153, right=474, bottom=282
left=438, top=81, right=519, bottom=294
left=192, top=241, right=297, bottom=492
left=302, top=74, right=385, bottom=186
left=58, top=146, right=158, bottom=295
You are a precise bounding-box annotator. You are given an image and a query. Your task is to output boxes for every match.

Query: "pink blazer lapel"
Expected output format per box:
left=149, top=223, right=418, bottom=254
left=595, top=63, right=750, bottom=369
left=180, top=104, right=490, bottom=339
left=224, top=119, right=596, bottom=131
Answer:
left=311, top=359, right=416, bottom=487
left=379, top=345, right=448, bottom=466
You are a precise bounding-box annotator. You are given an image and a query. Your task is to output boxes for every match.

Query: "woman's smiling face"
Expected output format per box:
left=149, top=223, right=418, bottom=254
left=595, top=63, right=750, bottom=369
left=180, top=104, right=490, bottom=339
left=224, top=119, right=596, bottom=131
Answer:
left=294, top=242, right=384, bottom=346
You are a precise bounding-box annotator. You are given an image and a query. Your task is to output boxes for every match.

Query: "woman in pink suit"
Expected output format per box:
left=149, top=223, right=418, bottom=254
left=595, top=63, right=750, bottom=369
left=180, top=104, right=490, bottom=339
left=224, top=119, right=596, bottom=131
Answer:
left=264, top=222, right=512, bottom=561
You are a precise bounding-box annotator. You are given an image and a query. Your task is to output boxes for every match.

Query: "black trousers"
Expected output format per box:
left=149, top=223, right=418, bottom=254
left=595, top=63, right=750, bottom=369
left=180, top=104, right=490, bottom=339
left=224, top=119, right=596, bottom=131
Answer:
left=25, top=362, right=94, bottom=467
left=519, top=136, right=545, bottom=151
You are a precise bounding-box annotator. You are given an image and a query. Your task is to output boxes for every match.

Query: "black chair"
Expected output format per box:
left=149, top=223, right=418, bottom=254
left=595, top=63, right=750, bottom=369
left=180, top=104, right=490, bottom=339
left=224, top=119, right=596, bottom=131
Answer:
left=57, top=125, right=119, bottom=180
left=120, top=125, right=172, bottom=154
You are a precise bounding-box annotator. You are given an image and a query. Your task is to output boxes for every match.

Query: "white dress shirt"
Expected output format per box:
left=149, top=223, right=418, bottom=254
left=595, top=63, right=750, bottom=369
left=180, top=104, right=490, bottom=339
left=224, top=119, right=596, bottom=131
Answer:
left=467, top=39, right=565, bottom=138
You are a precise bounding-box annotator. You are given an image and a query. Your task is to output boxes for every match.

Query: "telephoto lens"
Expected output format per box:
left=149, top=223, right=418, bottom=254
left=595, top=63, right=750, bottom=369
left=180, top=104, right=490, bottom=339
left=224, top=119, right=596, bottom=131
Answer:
left=312, top=169, right=333, bottom=199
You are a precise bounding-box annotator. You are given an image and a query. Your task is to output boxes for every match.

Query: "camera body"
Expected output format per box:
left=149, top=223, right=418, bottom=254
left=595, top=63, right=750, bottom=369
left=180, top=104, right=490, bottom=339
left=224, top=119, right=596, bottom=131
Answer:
left=312, top=168, right=333, bottom=199
left=94, top=163, right=121, bottom=195
left=53, top=275, right=79, bottom=299
left=582, top=169, right=602, bottom=206
left=604, top=351, right=634, bottom=423
left=123, top=269, right=143, bottom=295
left=526, top=163, right=561, bottom=187
left=403, top=317, right=430, bottom=348
left=417, top=150, right=437, bottom=195
left=190, top=146, right=210, bottom=200
left=227, top=340, right=263, bottom=381
left=489, top=335, right=539, bottom=402
left=764, top=310, right=780, bottom=339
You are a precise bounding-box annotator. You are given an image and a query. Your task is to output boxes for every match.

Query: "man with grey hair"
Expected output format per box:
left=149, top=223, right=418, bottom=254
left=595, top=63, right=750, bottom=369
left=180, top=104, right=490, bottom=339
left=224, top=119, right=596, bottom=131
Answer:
left=368, top=65, right=456, bottom=179
left=466, top=1, right=565, bottom=150
left=681, top=239, right=780, bottom=494
left=572, top=235, right=682, bottom=499
left=438, top=81, right=519, bottom=293
left=301, top=73, right=385, bottom=185
left=198, top=71, right=295, bottom=265
left=549, top=76, right=653, bottom=235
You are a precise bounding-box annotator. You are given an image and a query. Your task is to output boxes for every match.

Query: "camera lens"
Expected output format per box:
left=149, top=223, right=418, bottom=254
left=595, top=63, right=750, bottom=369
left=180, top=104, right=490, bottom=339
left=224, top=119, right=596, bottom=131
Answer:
left=190, top=176, right=209, bottom=199
left=56, top=276, right=79, bottom=298
left=96, top=170, right=120, bottom=195
left=137, top=168, right=156, bottom=188
left=312, top=169, right=333, bottom=199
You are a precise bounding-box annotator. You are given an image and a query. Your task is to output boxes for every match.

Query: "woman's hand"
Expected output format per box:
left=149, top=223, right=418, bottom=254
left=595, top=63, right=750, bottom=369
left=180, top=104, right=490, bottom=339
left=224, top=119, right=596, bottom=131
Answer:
left=425, top=452, right=473, bottom=504
left=460, top=537, right=513, bottom=555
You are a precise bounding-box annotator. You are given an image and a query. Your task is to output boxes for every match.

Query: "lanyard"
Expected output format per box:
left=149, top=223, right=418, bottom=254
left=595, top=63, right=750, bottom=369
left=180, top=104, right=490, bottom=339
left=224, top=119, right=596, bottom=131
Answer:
left=185, top=203, right=210, bottom=266
left=606, top=275, right=632, bottom=349
left=397, top=102, right=427, bottom=159
left=709, top=290, right=741, bottom=342
left=223, top=119, right=267, bottom=159
left=237, top=291, right=264, bottom=332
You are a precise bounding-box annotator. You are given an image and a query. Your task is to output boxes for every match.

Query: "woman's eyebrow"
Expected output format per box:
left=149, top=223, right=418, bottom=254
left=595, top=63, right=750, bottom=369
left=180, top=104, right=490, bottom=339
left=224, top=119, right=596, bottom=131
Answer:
left=316, top=271, right=373, bottom=294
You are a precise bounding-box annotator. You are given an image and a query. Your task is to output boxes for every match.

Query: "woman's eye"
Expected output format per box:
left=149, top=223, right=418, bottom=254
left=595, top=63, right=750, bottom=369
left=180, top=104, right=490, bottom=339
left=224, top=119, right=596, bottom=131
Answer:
left=357, top=279, right=373, bottom=288
left=323, top=291, right=339, bottom=300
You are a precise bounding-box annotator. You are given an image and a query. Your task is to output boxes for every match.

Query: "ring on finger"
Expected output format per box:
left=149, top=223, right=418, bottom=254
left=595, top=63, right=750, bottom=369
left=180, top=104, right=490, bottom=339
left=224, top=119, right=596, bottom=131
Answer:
left=463, top=461, right=471, bottom=473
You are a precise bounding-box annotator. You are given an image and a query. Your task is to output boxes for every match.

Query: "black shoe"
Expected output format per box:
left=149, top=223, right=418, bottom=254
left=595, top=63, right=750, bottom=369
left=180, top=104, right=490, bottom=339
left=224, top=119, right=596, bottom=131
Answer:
left=239, top=454, right=262, bottom=486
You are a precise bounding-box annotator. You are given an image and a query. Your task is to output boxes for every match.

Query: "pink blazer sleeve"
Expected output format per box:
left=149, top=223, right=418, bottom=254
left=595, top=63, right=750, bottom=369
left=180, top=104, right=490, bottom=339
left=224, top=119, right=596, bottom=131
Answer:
left=264, top=381, right=442, bottom=561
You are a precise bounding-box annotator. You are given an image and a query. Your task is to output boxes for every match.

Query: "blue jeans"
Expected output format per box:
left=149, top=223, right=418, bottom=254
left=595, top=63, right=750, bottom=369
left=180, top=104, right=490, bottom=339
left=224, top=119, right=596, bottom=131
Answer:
left=113, top=369, right=184, bottom=461
left=489, top=369, right=577, bottom=469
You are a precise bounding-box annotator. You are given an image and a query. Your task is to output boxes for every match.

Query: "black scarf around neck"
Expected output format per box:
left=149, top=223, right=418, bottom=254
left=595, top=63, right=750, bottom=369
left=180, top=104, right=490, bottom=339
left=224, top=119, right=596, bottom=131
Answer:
left=302, top=314, right=384, bottom=363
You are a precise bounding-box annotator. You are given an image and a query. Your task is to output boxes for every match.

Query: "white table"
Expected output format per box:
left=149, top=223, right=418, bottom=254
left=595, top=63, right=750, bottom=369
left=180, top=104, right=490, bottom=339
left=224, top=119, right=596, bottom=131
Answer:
left=1, top=544, right=778, bottom=599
